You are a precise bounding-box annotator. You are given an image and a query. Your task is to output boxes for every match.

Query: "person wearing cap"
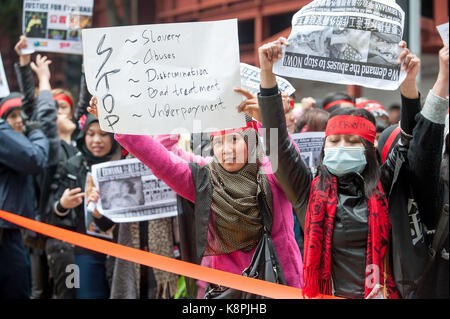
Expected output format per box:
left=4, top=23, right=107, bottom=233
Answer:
left=88, top=93, right=304, bottom=296
left=255, top=37, right=420, bottom=299
left=0, top=92, right=49, bottom=298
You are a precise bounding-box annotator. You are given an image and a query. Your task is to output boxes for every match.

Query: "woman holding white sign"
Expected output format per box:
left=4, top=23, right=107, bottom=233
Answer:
left=88, top=96, right=303, bottom=297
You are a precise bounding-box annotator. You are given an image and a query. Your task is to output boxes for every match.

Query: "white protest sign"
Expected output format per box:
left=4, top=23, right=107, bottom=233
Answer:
left=82, top=19, right=245, bottom=135
left=274, top=0, right=407, bottom=90
left=240, top=63, right=296, bottom=96
left=437, top=22, right=449, bottom=46
left=0, top=54, right=10, bottom=98
left=91, top=158, right=178, bottom=223
left=22, top=0, right=94, bottom=55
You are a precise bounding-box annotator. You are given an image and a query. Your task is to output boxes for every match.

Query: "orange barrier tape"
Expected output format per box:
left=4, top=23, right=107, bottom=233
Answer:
left=0, top=210, right=341, bottom=299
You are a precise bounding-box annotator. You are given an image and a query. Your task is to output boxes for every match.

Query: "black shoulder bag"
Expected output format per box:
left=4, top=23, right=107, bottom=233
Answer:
left=204, top=193, right=287, bottom=299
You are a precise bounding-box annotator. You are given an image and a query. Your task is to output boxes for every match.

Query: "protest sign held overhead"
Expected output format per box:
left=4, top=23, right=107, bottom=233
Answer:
left=91, top=158, right=178, bottom=223
left=0, top=54, right=10, bottom=98
left=274, top=0, right=407, bottom=90
left=82, top=19, right=245, bottom=135
left=22, top=0, right=94, bottom=55
left=437, top=22, right=449, bottom=45
left=240, top=63, right=296, bottom=96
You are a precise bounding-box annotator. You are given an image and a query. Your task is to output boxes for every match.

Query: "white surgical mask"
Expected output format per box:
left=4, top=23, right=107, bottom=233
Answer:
left=323, top=146, right=367, bottom=177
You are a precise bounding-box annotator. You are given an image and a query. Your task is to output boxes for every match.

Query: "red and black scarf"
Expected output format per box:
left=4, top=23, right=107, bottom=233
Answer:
left=302, top=175, right=400, bottom=299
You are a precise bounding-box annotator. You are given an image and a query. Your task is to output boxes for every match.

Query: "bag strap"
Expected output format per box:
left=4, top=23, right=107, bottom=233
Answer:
left=416, top=203, right=449, bottom=295
left=258, top=192, right=273, bottom=233
left=430, top=204, right=449, bottom=259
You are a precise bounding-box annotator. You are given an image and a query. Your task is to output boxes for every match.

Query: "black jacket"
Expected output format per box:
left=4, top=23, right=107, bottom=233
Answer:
left=406, top=91, right=448, bottom=299
left=55, top=152, right=116, bottom=255
left=258, top=90, right=409, bottom=298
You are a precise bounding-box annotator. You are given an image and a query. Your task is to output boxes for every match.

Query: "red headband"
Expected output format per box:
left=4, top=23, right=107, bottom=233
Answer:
left=323, top=99, right=355, bottom=111
left=381, top=126, right=401, bottom=163
left=53, top=93, right=74, bottom=109
left=325, top=115, right=376, bottom=144
left=210, top=120, right=259, bottom=137
left=0, top=97, right=22, bottom=118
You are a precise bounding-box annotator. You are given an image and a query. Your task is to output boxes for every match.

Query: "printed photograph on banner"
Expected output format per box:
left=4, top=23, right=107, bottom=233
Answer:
left=91, top=158, right=178, bottom=223
left=274, top=0, right=406, bottom=90
left=84, top=173, right=114, bottom=239
left=22, top=0, right=94, bottom=54
left=81, top=19, right=245, bottom=135
left=0, top=54, right=10, bottom=98
left=291, top=131, right=325, bottom=176
left=24, top=11, right=48, bottom=38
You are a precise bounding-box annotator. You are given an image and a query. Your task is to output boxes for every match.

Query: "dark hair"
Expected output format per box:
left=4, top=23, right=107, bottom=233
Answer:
left=295, top=108, right=330, bottom=133
left=388, top=103, right=401, bottom=111
left=316, top=107, right=380, bottom=198
left=321, top=92, right=355, bottom=113
left=375, top=117, right=390, bottom=133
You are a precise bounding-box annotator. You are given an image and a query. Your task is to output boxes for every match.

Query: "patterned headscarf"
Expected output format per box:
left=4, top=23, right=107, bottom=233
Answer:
left=205, top=128, right=273, bottom=255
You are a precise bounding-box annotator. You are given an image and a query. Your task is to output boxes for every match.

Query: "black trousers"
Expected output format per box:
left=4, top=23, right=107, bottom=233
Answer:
left=45, top=238, right=76, bottom=299
left=0, top=229, right=30, bottom=299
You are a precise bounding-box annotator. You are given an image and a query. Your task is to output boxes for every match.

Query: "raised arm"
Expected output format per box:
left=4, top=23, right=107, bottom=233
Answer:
left=407, top=45, right=449, bottom=227
left=381, top=45, right=423, bottom=190
left=13, top=35, right=36, bottom=121
left=30, top=54, right=59, bottom=166
left=398, top=42, right=422, bottom=138
left=74, top=70, right=92, bottom=122
left=257, top=37, right=312, bottom=228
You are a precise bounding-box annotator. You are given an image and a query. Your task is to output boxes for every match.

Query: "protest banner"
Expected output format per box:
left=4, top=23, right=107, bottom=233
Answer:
left=0, top=54, right=10, bottom=98
left=291, top=131, right=325, bottom=175
left=240, top=62, right=296, bottom=96
left=85, top=173, right=114, bottom=239
left=274, top=0, right=407, bottom=90
left=81, top=19, right=245, bottom=135
left=91, top=158, right=178, bottom=223
left=22, top=0, right=94, bottom=55
left=437, top=22, right=449, bottom=45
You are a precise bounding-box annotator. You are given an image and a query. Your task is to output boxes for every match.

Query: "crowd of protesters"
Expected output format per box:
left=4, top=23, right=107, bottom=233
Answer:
left=0, top=27, right=448, bottom=300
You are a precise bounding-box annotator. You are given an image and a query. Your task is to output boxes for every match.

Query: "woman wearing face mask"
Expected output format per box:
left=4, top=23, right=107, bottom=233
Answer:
left=53, top=114, right=122, bottom=299
left=253, top=37, right=418, bottom=299
left=87, top=97, right=303, bottom=295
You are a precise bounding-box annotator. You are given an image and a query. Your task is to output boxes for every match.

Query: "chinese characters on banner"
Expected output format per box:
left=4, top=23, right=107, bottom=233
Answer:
left=274, top=0, right=407, bottom=90
left=22, top=0, right=94, bottom=54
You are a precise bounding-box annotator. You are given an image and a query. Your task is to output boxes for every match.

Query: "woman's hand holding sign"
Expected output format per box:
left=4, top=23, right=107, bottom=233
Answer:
left=88, top=96, right=99, bottom=119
